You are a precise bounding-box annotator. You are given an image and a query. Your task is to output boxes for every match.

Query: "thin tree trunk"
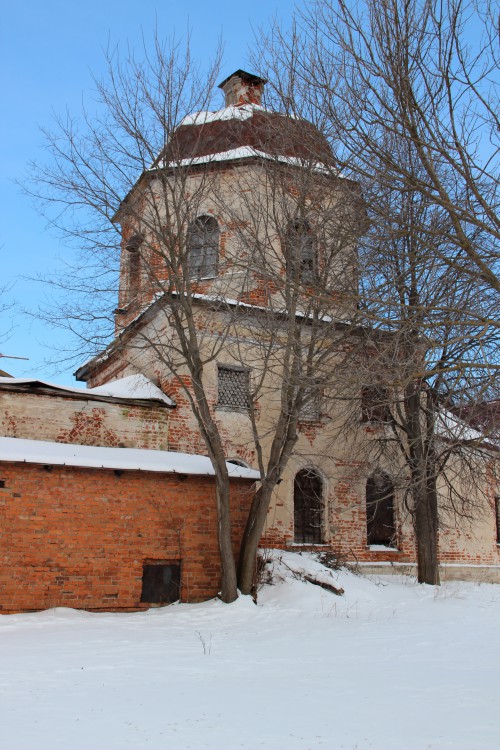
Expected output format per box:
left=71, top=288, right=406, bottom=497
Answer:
left=238, top=482, right=275, bottom=594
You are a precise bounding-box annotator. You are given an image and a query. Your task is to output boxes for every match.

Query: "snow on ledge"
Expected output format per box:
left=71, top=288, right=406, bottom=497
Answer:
left=0, top=436, right=261, bottom=480
left=154, top=145, right=332, bottom=174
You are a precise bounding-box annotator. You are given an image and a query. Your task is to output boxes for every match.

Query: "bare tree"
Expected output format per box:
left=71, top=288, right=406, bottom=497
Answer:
left=254, top=0, right=499, bottom=583
left=355, top=158, right=498, bottom=584
left=30, top=37, right=365, bottom=599
left=259, top=0, right=499, bottom=291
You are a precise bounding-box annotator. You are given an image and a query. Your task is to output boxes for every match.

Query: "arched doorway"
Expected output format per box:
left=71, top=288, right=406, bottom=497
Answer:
left=294, top=469, right=323, bottom=543
left=366, top=471, right=396, bottom=546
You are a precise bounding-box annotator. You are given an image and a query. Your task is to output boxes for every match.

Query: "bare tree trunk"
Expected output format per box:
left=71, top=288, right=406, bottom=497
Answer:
left=414, top=480, right=440, bottom=585
left=215, top=480, right=239, bottom=602
left=405, top=382, right=440, bottom=585
left=238, top=481, right=275, bottom=595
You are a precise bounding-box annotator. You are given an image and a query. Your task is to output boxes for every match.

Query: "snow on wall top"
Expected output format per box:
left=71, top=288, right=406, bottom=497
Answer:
left=0, top=374, right=175, bottom=407
left=156, top=145, right=331, bottom=173
left=0, top=436, right=260, bottom=479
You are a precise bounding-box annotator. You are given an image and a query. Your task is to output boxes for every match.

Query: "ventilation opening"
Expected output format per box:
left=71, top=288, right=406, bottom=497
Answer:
left=217, top=365, right=250, bottom=411
left=140, top=563, right=181, bottom=604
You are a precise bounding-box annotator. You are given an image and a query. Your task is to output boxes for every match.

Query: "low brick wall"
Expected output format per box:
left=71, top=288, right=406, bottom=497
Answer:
left=0, top=462, right=254, bottom=613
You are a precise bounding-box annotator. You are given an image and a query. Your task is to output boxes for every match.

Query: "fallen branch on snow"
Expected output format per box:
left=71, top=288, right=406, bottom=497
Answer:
left=303, top=574, right=344, bottom=596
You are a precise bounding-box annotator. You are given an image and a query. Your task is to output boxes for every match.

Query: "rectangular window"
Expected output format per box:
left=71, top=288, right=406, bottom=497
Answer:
left=217, top=365, right=250, bottom=411
left=140, top=563, right=181, bottom=604
left=299, top=388, right=322, bottom=422
left=361, top=386, right=390, bottom=423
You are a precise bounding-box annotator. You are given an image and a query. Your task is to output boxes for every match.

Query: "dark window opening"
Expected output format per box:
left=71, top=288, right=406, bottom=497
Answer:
left=294, top=469, right=323, bottom=544
left=286, top=219, right=316, bottom=284
left=140, top=563, right=181, bottom=604
left=366, top=472, right=396, bottom=546
left=126, top=233, right=143, bottom=300
left=495, top=497, right=500, bottom=545
left=362, top=386, right=390, bottom=423
left=227, top=458, right=250, bottom=468
left=218, top=365, right=250, bottom=411
left=0, top=479, right=5, bottom=488
left=187, top=215, right=219, bottom=279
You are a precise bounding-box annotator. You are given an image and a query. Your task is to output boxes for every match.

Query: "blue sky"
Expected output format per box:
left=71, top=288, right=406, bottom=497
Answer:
left=0, top=0, right=297, bottom=385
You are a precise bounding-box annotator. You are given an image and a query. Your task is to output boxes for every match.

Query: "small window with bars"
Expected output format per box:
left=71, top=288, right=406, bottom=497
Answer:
left=217, top=365, right=250, bottom=411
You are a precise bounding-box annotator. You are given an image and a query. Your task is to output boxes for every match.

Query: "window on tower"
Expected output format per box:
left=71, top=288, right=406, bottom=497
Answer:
left=187, top=215, right=219, bottom=280
left=285, top=219, right=317, bottom=283
left=125, top=233, right=143, bottom=302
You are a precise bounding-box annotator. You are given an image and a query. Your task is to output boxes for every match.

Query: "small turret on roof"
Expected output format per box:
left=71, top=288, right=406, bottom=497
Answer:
left=217, top=69, right=267, bottom=107
left=153, top=68, right=333, bottom=169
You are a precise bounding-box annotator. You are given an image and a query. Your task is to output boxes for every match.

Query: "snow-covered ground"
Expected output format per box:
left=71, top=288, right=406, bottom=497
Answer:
left=1, top=552, right=498, bottom=750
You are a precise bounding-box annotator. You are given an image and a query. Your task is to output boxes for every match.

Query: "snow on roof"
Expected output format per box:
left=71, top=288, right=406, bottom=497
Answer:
left=436, top=408, right=489, bottom=445
left=0, top=436, right=260, bottom=479
left=77, top=291, right=351, bottom=376
left=87, top=374, right=174, bottom=406
left=0, top=374, right=174, bottom=407
left=179, top=104, right=266, bottom=126
left=154, top=145, right=331, bottom=174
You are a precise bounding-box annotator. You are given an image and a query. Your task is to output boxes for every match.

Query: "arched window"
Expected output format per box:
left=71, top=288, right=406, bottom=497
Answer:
left=227, top=458, right=251, bottom=468
left=366, top=471, right=396, bottom=546
left=126, top=233, right=143, bottom=301
left=294, top=468, right=323, bottom=543
left=286, top=219, right=316, bottom=283
left=187, top=215, right=219, bottom=279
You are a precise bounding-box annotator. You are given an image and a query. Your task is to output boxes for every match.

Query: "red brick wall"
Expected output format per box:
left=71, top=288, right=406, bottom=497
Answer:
left=0, top=462, right=254, bottom=613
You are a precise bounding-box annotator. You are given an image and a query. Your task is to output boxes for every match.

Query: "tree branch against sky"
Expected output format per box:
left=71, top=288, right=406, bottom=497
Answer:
left=259, top=0, right=499, bottom=292
left=255, top=0, right=499, bottom=584
left=1, top=1, right=299, bottom=383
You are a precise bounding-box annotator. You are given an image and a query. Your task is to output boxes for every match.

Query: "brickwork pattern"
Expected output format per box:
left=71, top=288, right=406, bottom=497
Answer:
left=0, top=462, right=254, bottom=613
left=0, top=392, right=170, bottom=450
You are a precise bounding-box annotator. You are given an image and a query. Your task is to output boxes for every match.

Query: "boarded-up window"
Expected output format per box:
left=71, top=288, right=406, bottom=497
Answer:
left=140, top=563, right=181, bottom=604
left=362, top=386, right=390, bottom=423
left=187, top=215, right=219, bottom=279
left=294, top=469, right=323, bottom=543
left=366, top=472, right=396, bottom=546
left=286, top=219, right=316, bottom=283
left=218, top=365, right=250, bottom=410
